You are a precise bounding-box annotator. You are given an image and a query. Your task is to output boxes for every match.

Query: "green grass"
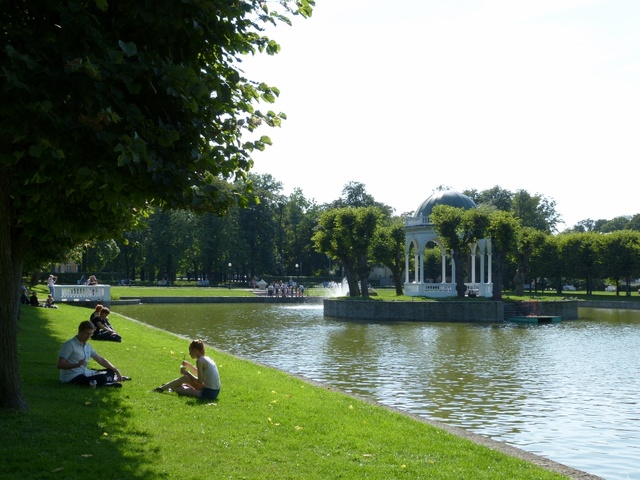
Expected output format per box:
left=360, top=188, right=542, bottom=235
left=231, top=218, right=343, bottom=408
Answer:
left=1, top=304, right=572, bottom=479
left=111, top=285, right=257, bottom=299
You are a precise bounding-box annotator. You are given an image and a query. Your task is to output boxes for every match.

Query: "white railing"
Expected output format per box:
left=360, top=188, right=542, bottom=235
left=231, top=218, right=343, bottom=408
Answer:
left=404, top=282, right=492, bottom=298
left=53, top=285, right=110, bottom=304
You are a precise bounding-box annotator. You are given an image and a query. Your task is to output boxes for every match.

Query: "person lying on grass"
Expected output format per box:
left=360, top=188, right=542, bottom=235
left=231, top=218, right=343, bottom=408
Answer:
left=155, top=339, right=220, bottom=400
left=56, top=320, right=130, bottom=388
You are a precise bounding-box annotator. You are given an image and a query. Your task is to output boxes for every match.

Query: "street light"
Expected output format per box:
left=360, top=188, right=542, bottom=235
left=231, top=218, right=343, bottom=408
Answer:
left=295, top=263, right=299, bottom=297
left=227, top=262, right=232, bottom=290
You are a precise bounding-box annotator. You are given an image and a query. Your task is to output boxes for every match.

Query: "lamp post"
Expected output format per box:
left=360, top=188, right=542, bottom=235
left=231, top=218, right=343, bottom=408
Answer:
left=295, top=263, right=299, bottom=297
left=227, top=262, right=232, bottom=290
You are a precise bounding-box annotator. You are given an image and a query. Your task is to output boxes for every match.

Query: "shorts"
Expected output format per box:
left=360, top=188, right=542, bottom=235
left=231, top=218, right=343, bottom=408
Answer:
left=200, top=387, right=220, bottom=400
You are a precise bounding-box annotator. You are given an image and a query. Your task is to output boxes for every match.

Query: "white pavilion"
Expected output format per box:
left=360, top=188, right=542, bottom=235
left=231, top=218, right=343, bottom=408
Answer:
left=404, top=190, right=493, bottom=298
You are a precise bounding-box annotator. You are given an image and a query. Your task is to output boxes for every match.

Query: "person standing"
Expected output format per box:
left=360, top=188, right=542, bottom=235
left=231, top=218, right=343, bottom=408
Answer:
left=47, top=275, right=57, bottom=296
left=154, top=339, right=220, bottom=400
left=56, top=321, right=128, bottom=388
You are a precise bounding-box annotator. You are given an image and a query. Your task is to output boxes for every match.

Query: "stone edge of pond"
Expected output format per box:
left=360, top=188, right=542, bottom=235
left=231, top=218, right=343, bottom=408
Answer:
left=111, top=296, right=324, bottom=305
left=323, top=299, right=580, bottom=322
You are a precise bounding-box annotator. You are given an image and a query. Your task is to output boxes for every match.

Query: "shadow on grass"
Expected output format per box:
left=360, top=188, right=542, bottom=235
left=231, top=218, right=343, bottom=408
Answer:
left=1, top=306, right=166, bottom=480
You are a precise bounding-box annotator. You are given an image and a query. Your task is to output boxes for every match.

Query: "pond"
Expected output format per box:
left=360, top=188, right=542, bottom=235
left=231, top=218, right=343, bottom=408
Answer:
left=116, top=303, right=640, bottom=480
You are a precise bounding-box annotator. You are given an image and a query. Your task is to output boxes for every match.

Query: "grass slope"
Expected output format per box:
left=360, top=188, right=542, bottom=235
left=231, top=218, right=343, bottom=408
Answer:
left=1, top=304, right=571, bottom=479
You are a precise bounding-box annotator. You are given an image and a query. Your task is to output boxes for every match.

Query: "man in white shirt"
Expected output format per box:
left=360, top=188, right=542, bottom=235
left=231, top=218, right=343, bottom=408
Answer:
left=57, top=321, right=128, bottom=388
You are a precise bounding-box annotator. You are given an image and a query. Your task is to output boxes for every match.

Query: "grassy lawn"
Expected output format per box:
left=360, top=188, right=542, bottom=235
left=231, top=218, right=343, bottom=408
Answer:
left=0, top=304, right=573, bottom=479
left=29, top=282, right=640, bottom=303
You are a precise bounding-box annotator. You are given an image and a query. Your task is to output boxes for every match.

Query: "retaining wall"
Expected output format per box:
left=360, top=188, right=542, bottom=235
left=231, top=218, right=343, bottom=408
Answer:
left=324, top=299, right=579, bottom=322
left=579, top=300, right=640, bottom=310
left=114, top=296, right=322, bottom=305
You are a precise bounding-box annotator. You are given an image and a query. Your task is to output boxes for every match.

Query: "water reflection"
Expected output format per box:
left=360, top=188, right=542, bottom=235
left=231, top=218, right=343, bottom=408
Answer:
left=117, top=303, right=640, bottom=480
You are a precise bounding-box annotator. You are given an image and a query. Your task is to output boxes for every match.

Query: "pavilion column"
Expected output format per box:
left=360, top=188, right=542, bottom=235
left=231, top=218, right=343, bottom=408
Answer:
left=414, top=250, right=420, bottom=283
left=405, top=247, right=410, bottom=284
left=440, top=249, right=446, bottom=283
left=470, top=248, right=476, bottom=284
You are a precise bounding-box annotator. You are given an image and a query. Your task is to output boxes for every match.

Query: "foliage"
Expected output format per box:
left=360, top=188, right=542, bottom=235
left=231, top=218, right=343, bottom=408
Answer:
left=465, top=187, right=560, bottom=233
left=330, top=181, right=394, bottom=216
left=1, top=0, right=314, bottom=410
left=513, top=227, right=546, bottom=296
left=312, top=207, right=382, bottom=298
left=485, top=210, right=520, bottom=300
left=598, top=230, right=640, bottom=296
left=370, top=218, right=406, bottom=295
left=430, top=205, right=491, bottom=297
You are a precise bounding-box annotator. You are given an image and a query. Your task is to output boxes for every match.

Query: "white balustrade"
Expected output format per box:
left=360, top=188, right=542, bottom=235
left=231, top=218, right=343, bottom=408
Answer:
left=52, top=285, right=110, bottom=304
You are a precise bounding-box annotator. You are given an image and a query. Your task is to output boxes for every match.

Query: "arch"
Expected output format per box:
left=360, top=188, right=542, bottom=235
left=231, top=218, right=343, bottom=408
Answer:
left=403, top=190, right=493, bottom=298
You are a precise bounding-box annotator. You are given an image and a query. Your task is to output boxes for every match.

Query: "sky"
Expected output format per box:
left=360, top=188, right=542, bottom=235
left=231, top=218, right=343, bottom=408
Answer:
left=244, top=0, right=640, bottom=230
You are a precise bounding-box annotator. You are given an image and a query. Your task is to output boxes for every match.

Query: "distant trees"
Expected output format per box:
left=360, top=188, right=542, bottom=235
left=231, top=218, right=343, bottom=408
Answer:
left=74, top=183, right=640, bottom=298
left=465, top=187, right=560, bottom=233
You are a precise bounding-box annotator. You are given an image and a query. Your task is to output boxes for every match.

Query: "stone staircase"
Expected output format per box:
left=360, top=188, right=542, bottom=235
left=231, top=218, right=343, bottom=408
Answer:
left=503, top=302, right=530, bottom=321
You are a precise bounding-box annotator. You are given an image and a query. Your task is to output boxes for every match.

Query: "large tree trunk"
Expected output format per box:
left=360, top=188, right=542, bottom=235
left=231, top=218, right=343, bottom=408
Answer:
left=393, top=270, right=403, bottom=295
left=341, top=260, right=360, bottom=297
left=0, top=193, right=29, bottom=410
left=492, top=252, right=505, bottom=300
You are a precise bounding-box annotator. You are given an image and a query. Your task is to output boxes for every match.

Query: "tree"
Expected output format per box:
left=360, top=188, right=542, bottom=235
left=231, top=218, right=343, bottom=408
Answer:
left=465, top=187, right=561, bottom=233
left=513, top=227, right=546, bottom=295
left=330, top=181, right=394, bottom=217
left=599, top=216, right=631, bottom=233
left=464, top=186, right=513, bottom=212
left=371, top=218, right=406, bottom=295
left=486, top=210, right=520, bottom=300
left=1, top=0, right=313, bottom=410
left=559, top=232, right=602, bottom=295
left=312, top=207, right=382, bottom=298
left=430, top=205, right=490, bottom=297
left=599, top=230, right=640, bottom=296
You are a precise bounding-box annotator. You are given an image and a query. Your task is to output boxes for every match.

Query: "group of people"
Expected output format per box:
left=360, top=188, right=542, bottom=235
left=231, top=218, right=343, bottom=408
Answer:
left=57, top=307, right=220, bottom=399
left=266, top=280, right=305, bottom=297
left=20, top=285, right=57, bottom=308
left=89, top=304, right=122, bottom=342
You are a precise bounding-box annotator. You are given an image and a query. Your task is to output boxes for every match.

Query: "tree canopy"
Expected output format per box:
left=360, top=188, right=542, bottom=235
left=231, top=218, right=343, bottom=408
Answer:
left=1, top=0, right=313, bottom=410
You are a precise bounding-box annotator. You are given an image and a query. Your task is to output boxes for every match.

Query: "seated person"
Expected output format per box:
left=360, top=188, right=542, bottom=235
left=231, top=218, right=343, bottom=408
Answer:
left=86, top=275, right=98, bottom=286
left=154, top=339, right=220, bottom=400
left=90, top=304, right=103, bottom=322
left=44, top=294, right=58, bottom=308
left=56, top=321, right=128, bottom=388
left=90, top=307, right=122, bottom=342
left=29, top=292, right=40, bottom=307
left=20, top=290, right=29, bottom=305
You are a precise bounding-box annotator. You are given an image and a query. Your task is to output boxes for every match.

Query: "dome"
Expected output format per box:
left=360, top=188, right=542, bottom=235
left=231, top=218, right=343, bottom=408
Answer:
left=414, top=190, right=477, bottom=220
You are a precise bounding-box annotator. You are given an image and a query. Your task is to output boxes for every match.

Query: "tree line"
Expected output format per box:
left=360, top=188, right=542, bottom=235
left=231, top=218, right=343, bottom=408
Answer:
left=64, top=181, right=640, bottom=299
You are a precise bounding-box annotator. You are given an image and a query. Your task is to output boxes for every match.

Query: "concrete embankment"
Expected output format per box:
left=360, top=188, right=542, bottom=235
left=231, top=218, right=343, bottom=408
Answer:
left=579, top=299, right=640, bottom=310
left=323, top=299, right=579, bottom=322
left=113, top=296, right=323, bottom=305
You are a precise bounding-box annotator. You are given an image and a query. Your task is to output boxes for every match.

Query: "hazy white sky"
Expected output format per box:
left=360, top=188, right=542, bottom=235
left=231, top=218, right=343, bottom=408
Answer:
left=244, top=0, right=640, bottom=229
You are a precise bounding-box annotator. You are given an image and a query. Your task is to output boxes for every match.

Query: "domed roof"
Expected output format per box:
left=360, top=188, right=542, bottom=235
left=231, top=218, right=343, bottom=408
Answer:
left=414, top=190, right=477, bottom=219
